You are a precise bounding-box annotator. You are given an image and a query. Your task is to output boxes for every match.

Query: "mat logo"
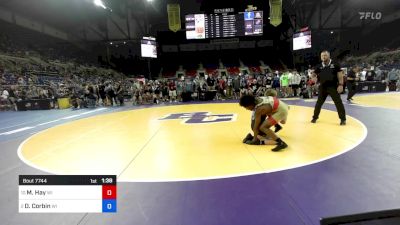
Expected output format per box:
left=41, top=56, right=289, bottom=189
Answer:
left=159, top=112, right=236, bottom=124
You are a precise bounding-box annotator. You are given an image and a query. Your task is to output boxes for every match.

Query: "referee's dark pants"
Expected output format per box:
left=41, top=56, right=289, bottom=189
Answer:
left=346, top=81, right=357, bottom=100
left=313, top=85, right=346, bottom=121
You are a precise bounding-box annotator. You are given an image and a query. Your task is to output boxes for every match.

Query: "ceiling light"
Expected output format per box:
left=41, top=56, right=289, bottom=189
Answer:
left=94, top=0, right=106, bottom=9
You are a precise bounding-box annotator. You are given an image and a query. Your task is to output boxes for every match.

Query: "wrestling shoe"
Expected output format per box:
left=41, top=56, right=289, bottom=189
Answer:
left=271, top=140, right=288, bottom=152
left=242, top=133, right=253, bottom=143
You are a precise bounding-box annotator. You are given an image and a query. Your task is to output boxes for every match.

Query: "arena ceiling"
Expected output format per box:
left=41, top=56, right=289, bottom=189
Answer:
left=0, top=0, right=290, bottom=42
left=0, top=0, right=399, bottom=43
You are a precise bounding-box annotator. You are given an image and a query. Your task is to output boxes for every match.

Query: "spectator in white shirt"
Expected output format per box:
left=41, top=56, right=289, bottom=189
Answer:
left=360, top=68, right=367, bottom=81
left=1, top=88, right=9, bottom=100
left=292, top=71, right=302, bottom=97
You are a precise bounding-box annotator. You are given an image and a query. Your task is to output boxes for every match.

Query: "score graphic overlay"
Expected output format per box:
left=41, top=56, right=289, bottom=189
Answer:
left=185, top=11, right=263, bottom=39
left=19, top=175, right=117, bottom=213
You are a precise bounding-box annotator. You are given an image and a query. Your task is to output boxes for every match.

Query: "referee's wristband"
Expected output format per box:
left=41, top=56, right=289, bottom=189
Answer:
left=338, top=84, right=343, bottom=86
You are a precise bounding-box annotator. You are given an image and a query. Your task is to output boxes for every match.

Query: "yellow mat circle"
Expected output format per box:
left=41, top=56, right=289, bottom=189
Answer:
left=353, top=92, right=400, bottom=110
left=18, top=103, right=367, bottom=181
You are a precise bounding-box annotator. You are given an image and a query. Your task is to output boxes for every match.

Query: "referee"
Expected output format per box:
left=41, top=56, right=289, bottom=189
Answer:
left=311, top=50, right=346, bottom=125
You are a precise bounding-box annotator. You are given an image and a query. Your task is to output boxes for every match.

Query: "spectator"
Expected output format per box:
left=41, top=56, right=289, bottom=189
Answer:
left=360, top=68, right=367, bottom=81
left=115, top=83, right=124, bottom=106
left=1, top=87, right=9, bottom=101
left=375, top=67, right=383, bottom=81
left=168, top=80, right=177, bottom=102
left=292, top=71, right=302, bottom=97
left=366, top=68, right=376, bottom=81
left=105, top=82, right=116, bottom=106
left=280, top=71, right=290, bottom=97
left=388, top=68, right=399, bottom=91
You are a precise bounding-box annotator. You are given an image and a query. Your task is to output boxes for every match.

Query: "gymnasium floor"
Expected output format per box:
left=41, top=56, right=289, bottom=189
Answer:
left=1, top=92, right=400, bottom=225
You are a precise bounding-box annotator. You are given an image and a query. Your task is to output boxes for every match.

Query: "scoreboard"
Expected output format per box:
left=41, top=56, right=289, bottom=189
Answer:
left=19, top=175, right=117, bottom=213
left=141, top=36, right=157, bottom=58
left=185, top=11, right=263, bottom=39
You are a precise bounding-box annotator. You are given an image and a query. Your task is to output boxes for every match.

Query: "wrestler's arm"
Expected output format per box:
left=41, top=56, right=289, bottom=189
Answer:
left=252, top=106, right=271, bottom=142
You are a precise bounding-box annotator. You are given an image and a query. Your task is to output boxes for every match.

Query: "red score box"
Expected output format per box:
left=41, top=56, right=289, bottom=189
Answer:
left=102, top=185, right=117, bottom=199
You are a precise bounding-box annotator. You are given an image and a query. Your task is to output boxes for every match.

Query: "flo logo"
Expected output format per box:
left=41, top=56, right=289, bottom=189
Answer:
left=159, top=112, right=236, bottom=124
left=359, top=12, right=382, bottom=20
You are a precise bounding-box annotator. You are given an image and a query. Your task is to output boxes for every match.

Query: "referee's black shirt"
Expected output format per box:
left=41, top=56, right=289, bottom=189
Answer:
left=314, top=62, right=342, bottom=87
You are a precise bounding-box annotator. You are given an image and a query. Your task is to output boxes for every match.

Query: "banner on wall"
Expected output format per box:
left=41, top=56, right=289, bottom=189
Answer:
left=167, top=4, right=181, bottom=32
left=269, top=0, right=282, bottom=27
